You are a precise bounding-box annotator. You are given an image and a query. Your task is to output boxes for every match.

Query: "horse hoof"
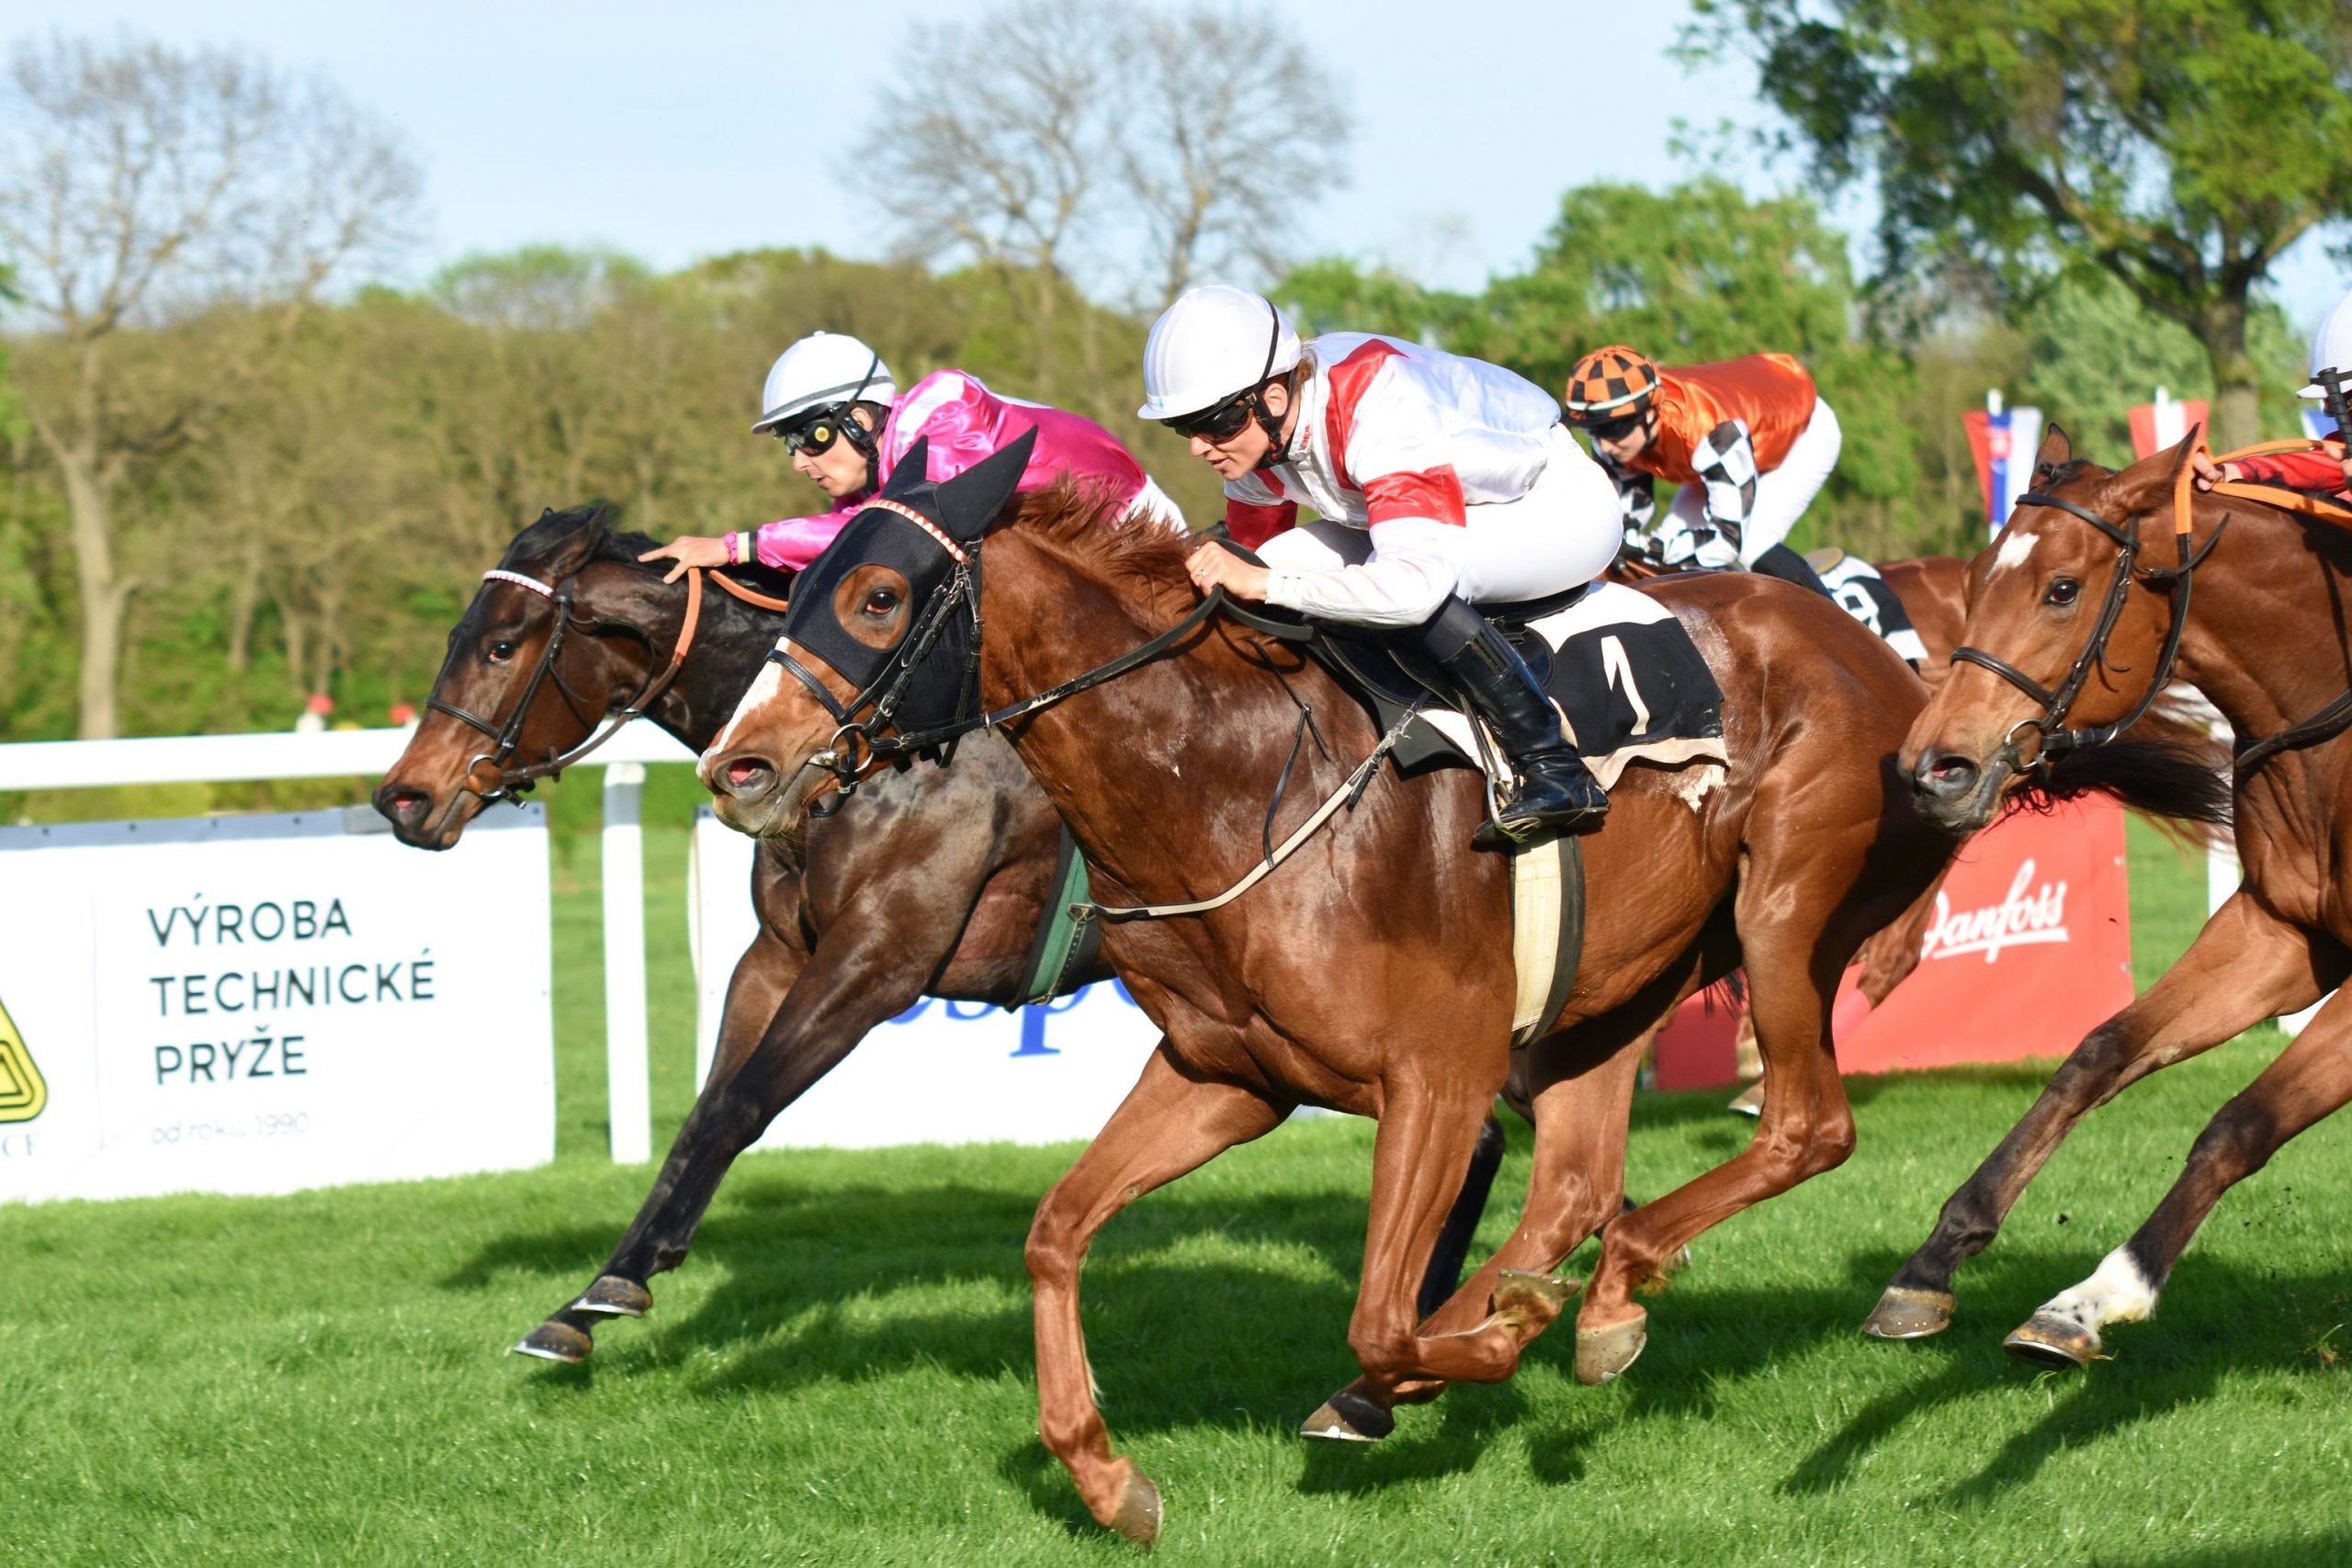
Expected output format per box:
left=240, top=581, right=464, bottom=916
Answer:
left=1494, top=1268, right=1577, bottom=1331
left=570, top=1276, right=652, bottom=1318
left=1861, top=1286, right=1956, bottom=1340
left=512, top=1319, right=594, bottom=1363
left=2003, top=1313, right=2099, bottom=1370
left=1575, top=1313, right=1648, bottom=1386
left=1105, top=1466, right=1162, bottom=1546
left=1299, top=1386, right=1396, bottom=1442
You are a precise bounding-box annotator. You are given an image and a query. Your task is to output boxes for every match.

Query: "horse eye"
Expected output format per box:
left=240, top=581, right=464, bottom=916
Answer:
left=487, top=639, right=518, bottom=662
left=863, top=588, right=899, bottom=618
left=2044, top=579, right=2080, bottom=607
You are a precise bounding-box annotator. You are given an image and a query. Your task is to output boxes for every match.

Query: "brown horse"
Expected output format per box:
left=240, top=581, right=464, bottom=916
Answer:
left=698, top=436, right=1961, bottom=1540
left=1861, top=426, right=2306, bottom=1368
left=374, top=505, right=1510, bottom=1363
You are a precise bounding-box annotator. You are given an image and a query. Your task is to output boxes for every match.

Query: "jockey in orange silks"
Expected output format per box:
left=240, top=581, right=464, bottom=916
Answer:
left=641, top=333, right=1182, bottom=581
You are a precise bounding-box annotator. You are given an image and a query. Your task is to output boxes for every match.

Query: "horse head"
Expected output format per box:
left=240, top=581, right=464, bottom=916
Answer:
left=700, top=430, right=1036, bottom=839
left=376, top=503, right=665, bottom=848
left=1903, top=424, right=2210, bottom=832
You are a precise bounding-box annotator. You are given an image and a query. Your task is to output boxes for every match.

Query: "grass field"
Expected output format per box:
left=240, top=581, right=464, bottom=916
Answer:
left=8, top=814, right=2352, bottom=1566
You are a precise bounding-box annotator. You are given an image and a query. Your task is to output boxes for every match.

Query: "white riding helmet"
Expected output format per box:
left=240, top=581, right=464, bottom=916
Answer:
left=2298, top=287, right=2352, bottom=401
left=1137, top=285, right=1302, bottom=422
left=752, top=332, right=899, bottom=435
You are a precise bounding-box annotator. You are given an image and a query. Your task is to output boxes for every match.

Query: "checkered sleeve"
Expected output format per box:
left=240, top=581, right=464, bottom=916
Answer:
left=1599, top=452, right=1656, bottom=533
left=1690, top=419, right=1759, bottom=548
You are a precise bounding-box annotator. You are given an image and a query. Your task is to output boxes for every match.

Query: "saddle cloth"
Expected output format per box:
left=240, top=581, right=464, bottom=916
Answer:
left=1417, top=581, right=1730, bottom=793
left=1806, top=548, right=1928, bottom=665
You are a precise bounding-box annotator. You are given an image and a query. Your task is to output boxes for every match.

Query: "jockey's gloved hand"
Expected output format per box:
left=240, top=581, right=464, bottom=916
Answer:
left=1655, top=519, right=1739, bottom=571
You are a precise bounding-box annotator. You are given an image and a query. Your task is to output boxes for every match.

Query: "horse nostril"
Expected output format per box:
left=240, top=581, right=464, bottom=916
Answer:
left=723, top=756, right=775, bottom=796
left=1916, top=755, right=1980, bottom=801
left=376, top=786, right=431, bottom=826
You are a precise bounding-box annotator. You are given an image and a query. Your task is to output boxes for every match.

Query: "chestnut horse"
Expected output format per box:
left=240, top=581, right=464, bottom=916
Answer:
left=374, top=506, right=1510, bottom=1363
left=1862, top=427, right=2308, bottom=1369
left=698, top=435, right=1961, bottom=1540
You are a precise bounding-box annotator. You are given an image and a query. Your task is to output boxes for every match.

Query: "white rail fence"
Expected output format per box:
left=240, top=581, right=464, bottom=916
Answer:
left=0, top=724, right=694, bottom=1163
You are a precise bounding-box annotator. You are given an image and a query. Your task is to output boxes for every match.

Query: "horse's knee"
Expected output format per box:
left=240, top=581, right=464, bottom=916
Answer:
left=2186, top=1099, right=2281, bottom=1185
left=1025, top=1190, right=1086, bottom=1289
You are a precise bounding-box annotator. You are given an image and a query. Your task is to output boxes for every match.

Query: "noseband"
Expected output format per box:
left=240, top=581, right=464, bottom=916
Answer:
left=1949, top=483, right=2225, bottom=777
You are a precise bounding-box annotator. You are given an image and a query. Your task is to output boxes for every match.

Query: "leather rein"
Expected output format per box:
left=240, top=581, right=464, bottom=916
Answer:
left=1953, top=438, right=2352, bottom=784
left=429, top=564, right=789, bottom=804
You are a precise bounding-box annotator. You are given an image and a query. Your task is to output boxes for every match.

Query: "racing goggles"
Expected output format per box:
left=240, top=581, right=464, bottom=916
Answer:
left=778, top=408, right=857, bottom=456
left=1581, top=409, right=1647, bottom=443
left=1160, top=391, right=1261, bottom=445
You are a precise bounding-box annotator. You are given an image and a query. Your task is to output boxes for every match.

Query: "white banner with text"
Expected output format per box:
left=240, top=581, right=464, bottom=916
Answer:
left=0, top=807, right=554, bottom=1202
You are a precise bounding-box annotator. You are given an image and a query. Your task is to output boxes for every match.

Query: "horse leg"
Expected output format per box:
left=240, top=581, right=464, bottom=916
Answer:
left=2004, top=988, right=2352, bottom=1369
left=1862, top=890, right=2336, bottom=1340
left=1857, top=867, right=1943, bottom=1008
left=1416, top=1111, right=1509, bottom=1323
left=514, top=923, right=807, bottom=1361
left=1309, top=1005, right=1661, bottom=1427
left=514, top=874, right=974, bottom=1360
left=1575, top=930, right=1858, bottom=1385
left=1027, top=1043, right=1283, bottom=1544
left=1301, top=1079, right=1578, bottom=1439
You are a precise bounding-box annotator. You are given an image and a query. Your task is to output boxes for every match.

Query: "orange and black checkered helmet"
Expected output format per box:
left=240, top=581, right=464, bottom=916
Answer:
left=1562, top=345, right=1661, bottom=423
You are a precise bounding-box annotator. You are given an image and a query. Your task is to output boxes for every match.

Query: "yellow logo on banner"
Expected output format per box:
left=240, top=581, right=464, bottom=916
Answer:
left=0, top=992, right=47, bottom=1123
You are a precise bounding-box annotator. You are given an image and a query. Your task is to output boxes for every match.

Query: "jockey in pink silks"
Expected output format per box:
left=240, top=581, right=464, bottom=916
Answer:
left=640, top=332, right=1184, bottom=581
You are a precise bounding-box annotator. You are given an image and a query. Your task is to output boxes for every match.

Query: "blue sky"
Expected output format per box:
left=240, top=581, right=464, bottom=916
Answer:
left=11, top=0, right=2346, bottom=331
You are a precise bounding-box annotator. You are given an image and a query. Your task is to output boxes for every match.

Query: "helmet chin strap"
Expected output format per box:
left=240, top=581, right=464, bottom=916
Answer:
left=1251, top=370, right=1298, bottom=471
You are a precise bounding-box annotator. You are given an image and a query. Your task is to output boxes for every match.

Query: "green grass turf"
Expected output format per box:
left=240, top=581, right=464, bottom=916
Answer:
left=7, top=815, right=2351, bottom=1566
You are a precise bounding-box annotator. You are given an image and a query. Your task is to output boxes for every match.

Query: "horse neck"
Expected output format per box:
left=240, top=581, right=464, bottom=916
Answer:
left=579, top=565, right=786, bottom=753
left=2172, top=501, right=2352, bottom=746
left=976, top=527, right=1374, bottom=892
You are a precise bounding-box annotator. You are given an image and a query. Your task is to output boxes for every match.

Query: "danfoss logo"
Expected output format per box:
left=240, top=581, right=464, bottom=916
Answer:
left=1920, top=860, right=2071, bottom=964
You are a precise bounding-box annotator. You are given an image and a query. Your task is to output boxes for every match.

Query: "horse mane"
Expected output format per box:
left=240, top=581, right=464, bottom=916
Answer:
left=1004, top=474, right=1205, bottom=624
left=497, top=502, right=663, bottom=577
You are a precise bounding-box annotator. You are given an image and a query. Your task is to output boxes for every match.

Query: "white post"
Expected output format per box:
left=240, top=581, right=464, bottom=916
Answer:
left=602, top=762, right=651, bottom=1163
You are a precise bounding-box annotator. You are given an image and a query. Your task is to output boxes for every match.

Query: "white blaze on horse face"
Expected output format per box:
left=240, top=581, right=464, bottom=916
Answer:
left=1990, top=525, right=2040, bottom=577
left=704, top=638, right=791, bottom=771
left=2035, top=1246, right=2159, bottom=1337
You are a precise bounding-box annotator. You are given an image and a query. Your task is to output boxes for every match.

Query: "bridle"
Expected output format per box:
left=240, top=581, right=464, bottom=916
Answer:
left=1949, top=474, right=2226, bottom=778
left=430, top=563, right=789, bottom=805
left=766, top=514, right=1228, bottom=815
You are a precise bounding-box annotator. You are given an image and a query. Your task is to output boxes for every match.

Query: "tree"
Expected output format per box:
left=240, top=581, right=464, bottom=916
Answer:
left=854, top=0, right=1351, bottom=404
left=1690, top=0, right=2352, bottom=447
left=1121, top=10, right=1351, bottom=310
left=0, top=36, right=421, bottom=736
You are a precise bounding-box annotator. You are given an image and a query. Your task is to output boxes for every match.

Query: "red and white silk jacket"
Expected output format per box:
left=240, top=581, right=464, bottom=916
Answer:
left=1220, top=333, right=1564, bottom=549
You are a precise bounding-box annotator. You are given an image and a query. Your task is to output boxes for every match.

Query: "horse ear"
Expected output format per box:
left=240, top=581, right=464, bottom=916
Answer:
left=2108, top=423, right=2203, bottom=514
left=878, top=434, right=933, bottom=501
left=2030, top=423, right=2073, bottom=483
left=936, top=426, right=1039, bottom=543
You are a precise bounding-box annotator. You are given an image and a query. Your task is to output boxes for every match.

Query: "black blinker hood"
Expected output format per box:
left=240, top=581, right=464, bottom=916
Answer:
left=779, top=428, right=1038, bottom=732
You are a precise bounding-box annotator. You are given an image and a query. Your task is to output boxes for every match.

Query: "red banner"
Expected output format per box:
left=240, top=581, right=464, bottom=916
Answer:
left=1652, top=797, right=2134, bottom=1089
left=2130, top=398, right=2210, bottom=460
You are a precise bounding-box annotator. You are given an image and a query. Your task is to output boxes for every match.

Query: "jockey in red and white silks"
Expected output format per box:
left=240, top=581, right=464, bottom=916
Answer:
left=641, top=333, right=1182, bottom=581
left=1142, top=284, right=1618, bottom=843
left=1211, top=334, right=1621, bottom=626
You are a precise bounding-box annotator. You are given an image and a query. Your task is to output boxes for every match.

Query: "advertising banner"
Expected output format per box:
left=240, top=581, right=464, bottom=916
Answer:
left=0, top=807, right=554, bottom=1202
left=1654, top=797, right=2134, bottom=1088
left=689, top=812, right=1163, bottom=1149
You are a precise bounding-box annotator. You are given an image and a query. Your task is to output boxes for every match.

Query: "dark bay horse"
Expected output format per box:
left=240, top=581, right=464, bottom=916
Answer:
left=698, top=438, right=1961, bottom=1540
left=1862, top=426, right=2334, bottom=1367
left=374, top=505, right=1509, bottom=1363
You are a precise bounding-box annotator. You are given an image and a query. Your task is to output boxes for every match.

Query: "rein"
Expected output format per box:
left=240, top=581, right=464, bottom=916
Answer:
left=431, top=563, right=785, bottom=804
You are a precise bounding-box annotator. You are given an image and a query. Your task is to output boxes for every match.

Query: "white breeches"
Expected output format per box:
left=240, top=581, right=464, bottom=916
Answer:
left=1667, top=396, right=1843, bottom=565
left=1258, top=425, right=1621, bottom=627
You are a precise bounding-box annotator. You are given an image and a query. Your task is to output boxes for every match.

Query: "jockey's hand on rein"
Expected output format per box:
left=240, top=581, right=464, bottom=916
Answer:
left=638, top=535, right=730, bottom=584
left=1187, top=539, right=1272, bottom=603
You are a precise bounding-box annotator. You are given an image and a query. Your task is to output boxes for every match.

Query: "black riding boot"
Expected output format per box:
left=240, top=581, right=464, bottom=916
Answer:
left=1435, top=619, right=1610, bottom=849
